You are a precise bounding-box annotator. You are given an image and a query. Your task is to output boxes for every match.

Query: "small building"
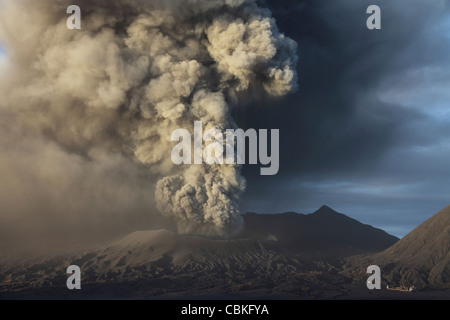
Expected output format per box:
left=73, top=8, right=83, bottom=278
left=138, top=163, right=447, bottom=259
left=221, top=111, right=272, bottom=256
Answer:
left=386, top=284, right=416, bottom=292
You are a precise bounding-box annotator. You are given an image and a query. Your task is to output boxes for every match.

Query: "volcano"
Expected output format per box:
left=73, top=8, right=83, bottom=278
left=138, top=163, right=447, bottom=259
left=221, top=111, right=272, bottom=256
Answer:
left=242, top=205, right=398, bottom=256
left=344, top=205, right=450, bottom=289
left=0, top=205, right=401, bottom=299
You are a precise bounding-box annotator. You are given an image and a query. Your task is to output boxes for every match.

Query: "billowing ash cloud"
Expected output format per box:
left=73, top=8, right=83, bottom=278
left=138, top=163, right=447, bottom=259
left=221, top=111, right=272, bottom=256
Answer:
left=0, top=0, right=297, bottom=238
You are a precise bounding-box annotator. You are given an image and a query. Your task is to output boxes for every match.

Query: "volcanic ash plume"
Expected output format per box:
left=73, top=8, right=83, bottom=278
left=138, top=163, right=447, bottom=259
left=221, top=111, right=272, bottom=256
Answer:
left=0, top=0, right=298, bottom=236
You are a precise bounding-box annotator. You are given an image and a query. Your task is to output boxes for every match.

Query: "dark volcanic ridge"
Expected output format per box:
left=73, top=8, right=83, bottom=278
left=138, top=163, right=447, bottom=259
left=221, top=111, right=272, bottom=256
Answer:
left=242, top=205, right=398, bottom=256
left=0, top=205, right=449, bottom=299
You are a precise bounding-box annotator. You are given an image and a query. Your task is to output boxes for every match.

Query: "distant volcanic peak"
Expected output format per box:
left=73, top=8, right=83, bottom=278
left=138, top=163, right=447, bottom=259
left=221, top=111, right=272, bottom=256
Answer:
left=248, top=205, right=341, bottom=217
left=310, top=205, right=357, bottom=223
left=241, top=205, right=398, bottom=255
left=313, top=205, right=341, bottom=216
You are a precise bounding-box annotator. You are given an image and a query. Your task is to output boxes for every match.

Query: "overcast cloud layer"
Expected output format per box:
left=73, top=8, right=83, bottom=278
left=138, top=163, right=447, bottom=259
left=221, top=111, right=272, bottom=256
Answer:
left=239, top=0, right=450, bottom=237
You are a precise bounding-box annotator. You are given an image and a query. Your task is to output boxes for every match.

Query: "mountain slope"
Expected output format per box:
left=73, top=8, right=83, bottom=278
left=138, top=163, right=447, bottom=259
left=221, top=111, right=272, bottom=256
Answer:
left=242, top=205, right=398, bottom=256
left=344, top=205, right=450, bottom=288
left=0, top=205, right=401, bottom=298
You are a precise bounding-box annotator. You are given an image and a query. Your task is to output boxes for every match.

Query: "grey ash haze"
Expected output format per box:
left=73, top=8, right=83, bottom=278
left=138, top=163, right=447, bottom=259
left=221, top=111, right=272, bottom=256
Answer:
left=239, top=0, right=450, bottom=237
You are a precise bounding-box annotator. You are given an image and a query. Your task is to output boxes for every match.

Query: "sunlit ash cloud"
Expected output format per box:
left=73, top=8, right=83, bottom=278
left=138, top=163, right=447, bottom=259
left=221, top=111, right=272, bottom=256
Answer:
left=0, top=0, right=298, bottom=243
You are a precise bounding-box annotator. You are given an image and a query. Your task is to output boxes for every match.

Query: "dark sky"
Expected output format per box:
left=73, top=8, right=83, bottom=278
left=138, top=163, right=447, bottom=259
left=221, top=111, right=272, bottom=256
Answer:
left=237, top=0, right=450, bottom=237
